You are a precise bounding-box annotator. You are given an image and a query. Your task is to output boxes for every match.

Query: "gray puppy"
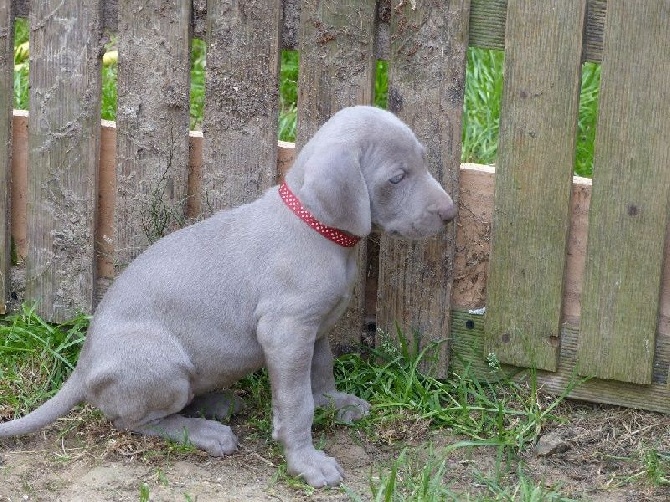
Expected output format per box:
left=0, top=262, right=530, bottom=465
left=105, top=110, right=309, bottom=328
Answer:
left=0, top=106, right=456, bottom=487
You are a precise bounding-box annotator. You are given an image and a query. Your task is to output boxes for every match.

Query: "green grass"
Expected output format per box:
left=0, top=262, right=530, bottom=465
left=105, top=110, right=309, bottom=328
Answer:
left=363, top=448, right=455, bottom=501
left=190, top=38, right=206, bottom=131
left=11, top=18, right=600, bottom=175
left=2, top=309, right=669, bottom=499
left=278, top=50, right=299, bottom=142
left=232, top=326, right=582, bottom=497
left=333, top=328, right=576, bottom=453
left=461, top=48, right=504, bottom=166
left=575, top=62, right=600, bottom=177
left=359, top=449, right=578, bottom=502
left=12, top=18, right=29, bottom=110
left=0, top=306, right=88, bottom=418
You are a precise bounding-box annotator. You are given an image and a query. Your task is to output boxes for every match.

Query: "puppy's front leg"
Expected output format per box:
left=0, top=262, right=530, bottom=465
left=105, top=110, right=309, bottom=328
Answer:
left=257, top=318, right=344, bottom=487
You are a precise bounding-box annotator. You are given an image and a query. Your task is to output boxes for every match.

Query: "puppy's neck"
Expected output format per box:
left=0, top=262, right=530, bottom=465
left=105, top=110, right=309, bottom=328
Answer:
left=279, top=182, right=361, bottom=248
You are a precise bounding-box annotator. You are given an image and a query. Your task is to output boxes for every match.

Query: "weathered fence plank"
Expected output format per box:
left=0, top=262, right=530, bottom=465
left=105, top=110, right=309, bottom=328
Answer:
left=583, top=0, right=606, bottom=63
left=296, top=0, right=376, bottom=144
left=0, top=0, right=11, bottom=314
left=201, top=0, right=281, bottom=213
left=577, top=2, right=670, bottom=384
left=484, top=0, right=585, bottom=372
left=26, top=0, right=102, bottom=321
left=296, top=0, right=377, bottom=352
left=450, top=165, right=670, bottom=414
left=467, top=0, right=604, bottom=63
left=115, top=0, right=191, bottom=272
left=454, top=310, right=670, bottom=415
left=377, top=0, right=469, bottom=377
left=9, top=0, right=611, bottom=62
left=468, top=0, right=507, bottom=52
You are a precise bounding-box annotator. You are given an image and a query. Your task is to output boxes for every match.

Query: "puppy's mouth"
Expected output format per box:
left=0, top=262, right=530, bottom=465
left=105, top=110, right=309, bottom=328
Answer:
left=384, top=223, right=448, bottom=240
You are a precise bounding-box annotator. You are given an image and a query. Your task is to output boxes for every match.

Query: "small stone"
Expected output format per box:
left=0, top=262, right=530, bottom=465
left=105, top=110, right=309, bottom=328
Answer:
left=534, top=432, right=570, bottom=457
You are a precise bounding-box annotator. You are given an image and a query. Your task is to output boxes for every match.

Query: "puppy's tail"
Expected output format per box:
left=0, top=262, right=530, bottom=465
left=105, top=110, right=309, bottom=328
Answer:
left=0, top=372, right=84, bottom=437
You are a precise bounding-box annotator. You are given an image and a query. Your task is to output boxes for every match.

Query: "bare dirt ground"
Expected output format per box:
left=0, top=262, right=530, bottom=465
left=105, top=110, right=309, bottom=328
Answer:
left=1, top=402, right=669, bottom=501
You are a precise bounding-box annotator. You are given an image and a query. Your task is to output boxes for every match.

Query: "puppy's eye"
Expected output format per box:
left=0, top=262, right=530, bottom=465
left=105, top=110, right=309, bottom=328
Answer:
left=389, top=173, right=405, bottom=185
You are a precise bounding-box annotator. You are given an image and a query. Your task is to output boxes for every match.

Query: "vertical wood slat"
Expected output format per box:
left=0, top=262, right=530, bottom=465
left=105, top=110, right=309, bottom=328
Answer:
left=296, top=0, right=377, bottom=352
left=0, top=0, right=11, bottom=314
left=377, top=0, right=470, bottom=377
left=26, top=0, right=102, bottom=321
left=466, top=0, right=605, bottom=64
left=468, top=0, right=508, bottom=51
left=115, top=0, right=191, bottom=270
left=295, top=0, right=377, bottom=145
left=583, top=0, right=606, bottom=63
left=577, top=2, right=670, bottom=384
left=483, top=0, right=586, bottom=372
left=201, top=0, right=281, bottom=214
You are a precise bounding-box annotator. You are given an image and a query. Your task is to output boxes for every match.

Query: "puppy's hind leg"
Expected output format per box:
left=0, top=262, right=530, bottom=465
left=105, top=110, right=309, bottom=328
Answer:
left=104, top=376, right=239, bottom=456
left=181, top=391, right=245, bottom=421
left=87, top=330, right=238, bottom=456
left=132, top=415, right=238, bottom=456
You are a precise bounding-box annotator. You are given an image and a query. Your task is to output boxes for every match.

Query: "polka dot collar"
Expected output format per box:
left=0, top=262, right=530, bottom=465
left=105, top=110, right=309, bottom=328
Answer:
left=279, top=182, right=361, bottom=248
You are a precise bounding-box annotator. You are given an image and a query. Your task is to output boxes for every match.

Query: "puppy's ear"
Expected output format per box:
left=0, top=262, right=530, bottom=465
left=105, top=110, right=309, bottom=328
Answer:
left=298, top=145, right=372, bottom=237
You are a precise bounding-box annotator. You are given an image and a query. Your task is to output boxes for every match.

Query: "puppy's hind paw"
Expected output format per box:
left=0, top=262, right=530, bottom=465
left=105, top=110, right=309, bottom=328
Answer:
left=191, top=419, right=239, bottom=456
left=335, top=395, right=371, bottom=423
left=133, top=415, right=238, bottom=456
left=315, top=391, right=371, bottom=423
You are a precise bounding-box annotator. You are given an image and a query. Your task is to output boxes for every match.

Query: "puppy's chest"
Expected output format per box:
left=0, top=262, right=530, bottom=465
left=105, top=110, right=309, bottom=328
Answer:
left=318, top=288, right=354, bottom=337
left=318, top=260, right=357, bottom=335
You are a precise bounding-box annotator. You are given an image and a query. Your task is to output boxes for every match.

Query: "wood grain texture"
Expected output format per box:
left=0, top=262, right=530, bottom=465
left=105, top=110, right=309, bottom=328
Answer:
left=577, top=2, right=670, bottom=384
left=201, top=0, right=281, bottom=213
left=376, top=0, right=469, bottom=378
left=583, top=0, right=606, bottom=63
left=467, top=0, right=605, bottom=62
left=26, top=0, right=102, bottom=321
left=12, top=0, right=609, bottom=61
left=468, top=0, right=507, bottom=51
left=115, top=0, right=191, bottom=271
left=0, top=0, right=11, bottom=314
left=484, top=0, right=585, bottom=372
left=296, top=0, right=377, bottom=351
left=295, top=0, right=377, bottom=145
left=453, top=164, right=494, bottom=310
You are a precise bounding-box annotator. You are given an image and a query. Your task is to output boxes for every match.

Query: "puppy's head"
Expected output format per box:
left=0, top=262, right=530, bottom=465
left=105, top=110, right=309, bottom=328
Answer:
left=287, top=106, right=456, bottom=240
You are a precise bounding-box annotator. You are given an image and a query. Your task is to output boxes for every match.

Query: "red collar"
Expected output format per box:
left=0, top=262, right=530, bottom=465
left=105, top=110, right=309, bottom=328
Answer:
left=279, top=182, right=361, bottom=248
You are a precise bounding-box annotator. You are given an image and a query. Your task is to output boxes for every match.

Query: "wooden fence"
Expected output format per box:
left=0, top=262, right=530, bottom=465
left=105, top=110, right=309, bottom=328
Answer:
left=2, top=0, right=670, bottom=414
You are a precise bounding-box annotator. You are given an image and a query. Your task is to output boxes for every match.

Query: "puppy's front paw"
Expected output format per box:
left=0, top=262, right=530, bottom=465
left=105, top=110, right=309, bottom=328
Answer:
left=286, top=448, right=344, bottom=487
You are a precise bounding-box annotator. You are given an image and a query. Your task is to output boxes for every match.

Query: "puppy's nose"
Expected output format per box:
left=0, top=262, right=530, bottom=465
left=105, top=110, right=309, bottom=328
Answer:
left=429, top=196, right=457, bottom=222
left=440, top=202, right=458, bottom=221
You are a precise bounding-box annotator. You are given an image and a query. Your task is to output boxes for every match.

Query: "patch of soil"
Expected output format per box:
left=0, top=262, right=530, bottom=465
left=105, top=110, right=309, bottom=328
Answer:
left=1, top=402, right=669, bottom=501
left=520, top=404, right=670, bottom=501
